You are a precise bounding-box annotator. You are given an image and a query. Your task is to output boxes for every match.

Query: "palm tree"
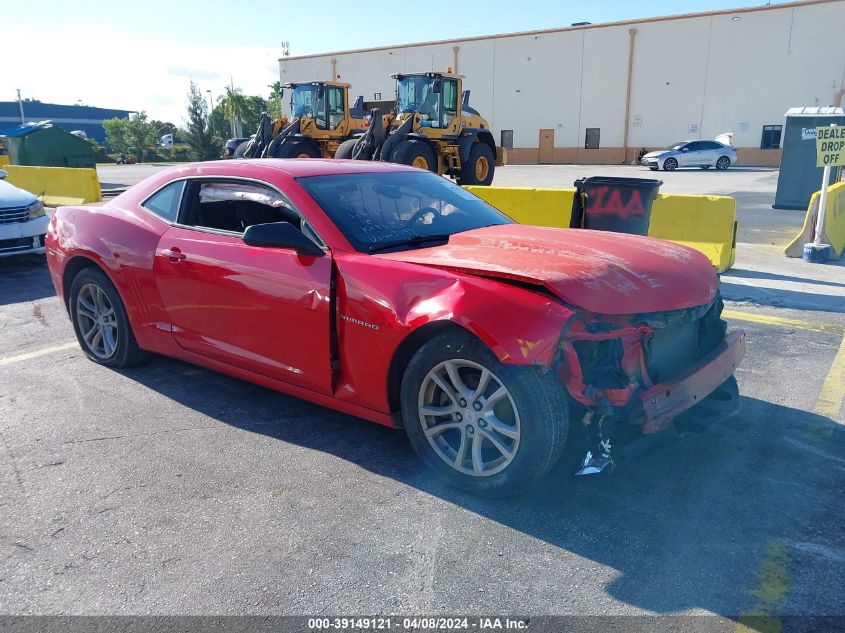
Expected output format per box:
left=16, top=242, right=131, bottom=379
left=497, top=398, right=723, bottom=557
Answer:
left=221, top=86, right=248, bottom=138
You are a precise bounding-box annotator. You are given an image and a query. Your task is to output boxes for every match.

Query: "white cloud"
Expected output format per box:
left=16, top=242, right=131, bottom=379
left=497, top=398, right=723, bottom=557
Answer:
left=4, top=29, right=282, bottom=125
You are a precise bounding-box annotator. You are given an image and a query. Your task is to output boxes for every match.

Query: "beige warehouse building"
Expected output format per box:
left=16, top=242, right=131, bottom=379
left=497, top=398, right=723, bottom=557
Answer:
left=279, top=0, right=845, bottom=166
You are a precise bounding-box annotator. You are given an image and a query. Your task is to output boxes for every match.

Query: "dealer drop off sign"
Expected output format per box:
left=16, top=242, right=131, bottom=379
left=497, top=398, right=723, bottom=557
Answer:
left=816, top=125, right=845, bottom=167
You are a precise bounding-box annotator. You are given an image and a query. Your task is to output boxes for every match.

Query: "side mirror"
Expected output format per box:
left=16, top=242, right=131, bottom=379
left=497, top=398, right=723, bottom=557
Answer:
left=682, top=147, right=690, bottom=152
left=0, top=169, right=6, bottom=180
left=242, top=222, right=324, bottom=256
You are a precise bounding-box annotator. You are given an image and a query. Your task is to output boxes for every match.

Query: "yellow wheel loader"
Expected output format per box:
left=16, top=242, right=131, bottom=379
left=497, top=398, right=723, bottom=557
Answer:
left=241, top=81, right=368, bottom=159
left=335, top=71, right=506, bottom=186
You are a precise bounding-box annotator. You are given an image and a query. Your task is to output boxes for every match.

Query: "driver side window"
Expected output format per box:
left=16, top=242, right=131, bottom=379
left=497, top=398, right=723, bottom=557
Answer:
left=176, top=179, right=320, bottom=245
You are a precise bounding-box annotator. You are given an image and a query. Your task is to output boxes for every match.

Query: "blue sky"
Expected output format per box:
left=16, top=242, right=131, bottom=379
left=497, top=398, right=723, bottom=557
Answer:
left=4, top=0, right=792, bottom=124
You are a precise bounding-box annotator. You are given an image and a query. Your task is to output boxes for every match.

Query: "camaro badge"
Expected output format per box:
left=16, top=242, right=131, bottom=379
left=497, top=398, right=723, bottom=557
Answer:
left=340, top=314, right=379, bottom=331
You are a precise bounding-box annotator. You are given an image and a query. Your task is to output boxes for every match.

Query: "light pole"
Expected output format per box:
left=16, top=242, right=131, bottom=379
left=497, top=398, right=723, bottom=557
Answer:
left=16, top=88, right=25, bottom=124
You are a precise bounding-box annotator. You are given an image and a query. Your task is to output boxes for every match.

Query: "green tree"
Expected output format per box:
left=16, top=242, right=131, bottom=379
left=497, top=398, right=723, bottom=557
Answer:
left=150, top=120, right=179, bottom=142
left=267, top=81, right=283, bottom=119
left=125, top=112, right=159, bottom=163
left=220, top=86, right=248, bottom=138
left=103, top=117, right=129, bottom=153
left=184, top=81, right=217, bottom=161
left=241, top=95, right=268, bottom=136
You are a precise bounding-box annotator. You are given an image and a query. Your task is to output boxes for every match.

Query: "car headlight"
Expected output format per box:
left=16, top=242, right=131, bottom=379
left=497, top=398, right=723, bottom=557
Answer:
left=27, top=200, right=45, bottom=220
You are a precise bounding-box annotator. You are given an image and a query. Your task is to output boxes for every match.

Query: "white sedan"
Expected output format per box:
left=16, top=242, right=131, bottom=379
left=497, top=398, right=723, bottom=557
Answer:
left=641, top=138, right=738, bottom=171
left=0, top=169, right=49, bottom=258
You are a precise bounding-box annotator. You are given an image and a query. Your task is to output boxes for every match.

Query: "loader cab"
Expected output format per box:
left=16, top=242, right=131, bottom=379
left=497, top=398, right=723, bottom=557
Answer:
left=393, top=72, right=461, bottom=133
left=287, top=82, right=347, bottom=131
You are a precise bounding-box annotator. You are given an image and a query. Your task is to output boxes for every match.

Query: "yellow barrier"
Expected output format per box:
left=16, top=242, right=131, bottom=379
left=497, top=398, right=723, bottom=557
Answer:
left=650, top=193, right=738, bottom=272
left=466, top=186, right=574, bottom=228
left=2, top=165, right=101, bottom=206
left=0, top=155, right=9, bottom=167
left=466, top=186, right=737, bottom=272
left=784, top=182, right=845, bottom=259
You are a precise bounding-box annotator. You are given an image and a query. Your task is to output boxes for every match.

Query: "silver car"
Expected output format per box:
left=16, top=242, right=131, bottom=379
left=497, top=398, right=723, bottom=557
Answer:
left=641, top=139, right=738, bottom=171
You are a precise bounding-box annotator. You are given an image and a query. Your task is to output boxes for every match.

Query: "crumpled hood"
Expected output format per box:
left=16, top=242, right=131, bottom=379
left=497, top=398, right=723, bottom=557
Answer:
left=378, top=225, right=718, bottom=315
left=642, top=150, right=669, bottom=159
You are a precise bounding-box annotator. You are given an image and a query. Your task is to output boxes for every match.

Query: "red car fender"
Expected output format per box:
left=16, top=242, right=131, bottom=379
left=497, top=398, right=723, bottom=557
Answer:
left=332, top=253, right=573, bottom=417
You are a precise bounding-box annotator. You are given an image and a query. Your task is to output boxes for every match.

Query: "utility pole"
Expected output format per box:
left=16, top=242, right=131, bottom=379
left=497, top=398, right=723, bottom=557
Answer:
left=206, top=89, right=214, bottom=136
left=16, top=89, right=25, bottom=124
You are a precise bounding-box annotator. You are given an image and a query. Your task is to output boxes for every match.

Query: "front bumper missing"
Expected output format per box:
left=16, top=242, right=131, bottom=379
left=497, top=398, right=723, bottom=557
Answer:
left=639, top=330, right=745, bottom=433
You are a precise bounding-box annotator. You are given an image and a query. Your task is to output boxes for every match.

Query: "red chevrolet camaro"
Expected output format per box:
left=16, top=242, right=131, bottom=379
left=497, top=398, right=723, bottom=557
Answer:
left=46, top=159, right=744, bottom=495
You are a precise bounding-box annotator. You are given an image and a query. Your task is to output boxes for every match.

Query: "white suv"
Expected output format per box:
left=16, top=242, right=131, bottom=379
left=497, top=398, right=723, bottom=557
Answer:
left=0, top=169, right=49, bottom=258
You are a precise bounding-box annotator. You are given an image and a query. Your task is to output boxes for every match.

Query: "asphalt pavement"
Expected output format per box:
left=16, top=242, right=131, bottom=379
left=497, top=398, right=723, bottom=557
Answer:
left=1, top=166, right=843, bottom=623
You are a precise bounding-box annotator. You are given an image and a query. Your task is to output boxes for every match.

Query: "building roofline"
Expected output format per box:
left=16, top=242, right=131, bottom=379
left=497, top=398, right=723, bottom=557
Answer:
left=278, top=0, right=839, bottom=62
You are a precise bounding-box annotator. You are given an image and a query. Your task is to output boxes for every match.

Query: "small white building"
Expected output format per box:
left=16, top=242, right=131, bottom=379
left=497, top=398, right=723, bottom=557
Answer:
left=279, top=0, right=845, bottom=166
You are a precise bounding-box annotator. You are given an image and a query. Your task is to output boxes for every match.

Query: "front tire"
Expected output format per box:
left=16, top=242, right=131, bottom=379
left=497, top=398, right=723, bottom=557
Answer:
left=275, top=138, right=322, bottom=159
left=458, top=143, right=496, bottom=186
left=400, top=330, right=569, bottom=496
left=663, top=157, right=678, bottom=171
left=390, top=140, right=437, bottom=172
left=334, top=138, right=359, bottom=159
left=69, top=267, right=147, bottom=368
left=716, top=156, right=731, bottom=170
left=233, top=141, right=250, bottom=159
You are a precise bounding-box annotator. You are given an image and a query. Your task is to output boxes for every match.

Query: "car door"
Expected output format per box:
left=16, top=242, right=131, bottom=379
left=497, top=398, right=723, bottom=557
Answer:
left=678, top=141, right=702, bottom=166
left=151, top=178, right=333, bottom=394
left=700, top=141, right=722, bottom=166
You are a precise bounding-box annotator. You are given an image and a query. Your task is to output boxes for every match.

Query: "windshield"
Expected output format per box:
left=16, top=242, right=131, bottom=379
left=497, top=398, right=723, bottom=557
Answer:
left=297, top=171, right=512, bottom=253
left=665, top=141, right=686, bottom=150
left=396, top=75, right=438, bottom=117
left=291, top=85, right=325, bottom=120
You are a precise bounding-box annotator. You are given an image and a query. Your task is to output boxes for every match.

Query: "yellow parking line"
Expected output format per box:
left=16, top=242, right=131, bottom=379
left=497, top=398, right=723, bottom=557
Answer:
left=723, top=309, right=844, bottom=418
left=814, top=334, right=845, bottom=418
left=0, top=341, right=78, bottom=367
left=736, top=540, right=790, bottom=633
left=722, top=309, right=844, bottom=335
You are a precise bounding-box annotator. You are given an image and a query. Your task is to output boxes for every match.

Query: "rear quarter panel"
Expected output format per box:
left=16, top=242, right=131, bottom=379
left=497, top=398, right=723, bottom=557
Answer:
left=47, top=201, right=171, bottom=352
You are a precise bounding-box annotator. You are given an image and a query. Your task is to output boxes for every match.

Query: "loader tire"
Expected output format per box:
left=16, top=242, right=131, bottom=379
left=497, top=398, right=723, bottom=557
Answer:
left=390, top=140, right=437, bottom=172
left=458, top=143, right=495, bottom=186
left=275, top=139, right=321, bottom=159
left=334, top=138, right=359, bottom=160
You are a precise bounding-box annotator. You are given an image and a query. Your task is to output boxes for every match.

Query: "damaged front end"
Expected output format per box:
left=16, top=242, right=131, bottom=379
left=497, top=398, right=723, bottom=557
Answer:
left=555, top=295, right=745, bottom=475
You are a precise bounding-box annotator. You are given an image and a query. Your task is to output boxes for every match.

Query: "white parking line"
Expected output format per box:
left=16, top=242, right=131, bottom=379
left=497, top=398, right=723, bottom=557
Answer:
left=0, top=341, right=78, bottom=367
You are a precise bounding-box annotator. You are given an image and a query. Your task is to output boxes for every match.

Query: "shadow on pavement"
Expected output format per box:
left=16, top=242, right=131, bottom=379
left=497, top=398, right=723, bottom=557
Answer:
left=0, top=254, right=55, bottom=305
left=720, top=280, right=845, bottom=313
left=121, top=356, right=845, bottom=616
left=726, top=267, right=845, bottom=288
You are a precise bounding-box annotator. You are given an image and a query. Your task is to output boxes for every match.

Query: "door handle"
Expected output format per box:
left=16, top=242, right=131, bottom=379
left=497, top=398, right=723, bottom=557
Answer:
left=162, top=247, right=186, bottom=263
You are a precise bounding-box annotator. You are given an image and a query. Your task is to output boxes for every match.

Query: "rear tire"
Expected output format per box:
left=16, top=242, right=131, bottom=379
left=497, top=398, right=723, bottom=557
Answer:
left=400, top=330, right=569, bottom=496
left=390, top=140, right=437, bottom=172
left=716, top=156, right=731, bottom=170
left=663, top=157, right=678, bottom=171
left=69, top=267, right=147, bottom=368
left=458, top=143, right=496, bottom=186
left=233, top=141, right=250, bottom=159
left=334, top=138, right=359, bottom=160
left=275, top=139, right=321, bottom=159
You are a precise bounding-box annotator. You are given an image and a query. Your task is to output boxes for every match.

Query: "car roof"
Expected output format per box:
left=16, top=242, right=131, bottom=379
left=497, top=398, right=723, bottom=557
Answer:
left=181, top=158, right=419, bottom=178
